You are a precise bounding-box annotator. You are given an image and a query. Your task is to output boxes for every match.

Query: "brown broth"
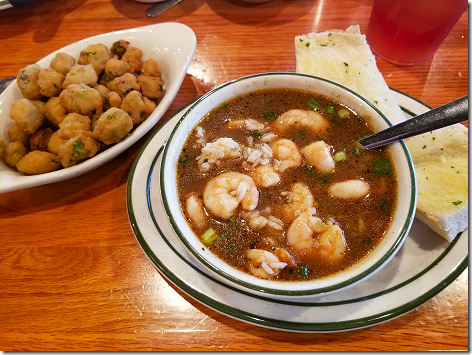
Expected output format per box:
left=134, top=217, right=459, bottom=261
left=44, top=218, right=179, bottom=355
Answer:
left=177, top=88, right=397, bottom=281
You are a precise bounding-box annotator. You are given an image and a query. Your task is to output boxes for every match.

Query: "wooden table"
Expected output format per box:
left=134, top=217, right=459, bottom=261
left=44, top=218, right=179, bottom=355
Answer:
left=0, top=0, right=468, bottom=351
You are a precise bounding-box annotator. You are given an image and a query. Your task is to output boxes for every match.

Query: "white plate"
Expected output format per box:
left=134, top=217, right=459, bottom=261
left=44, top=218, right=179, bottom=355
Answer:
left=0, top=22, right=196, bottom=194
left=127, top=89, right=468, bottom=332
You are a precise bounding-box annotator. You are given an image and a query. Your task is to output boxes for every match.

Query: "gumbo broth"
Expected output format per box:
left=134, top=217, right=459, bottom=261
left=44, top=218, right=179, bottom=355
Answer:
left=177, top=88, right=397, bottom=281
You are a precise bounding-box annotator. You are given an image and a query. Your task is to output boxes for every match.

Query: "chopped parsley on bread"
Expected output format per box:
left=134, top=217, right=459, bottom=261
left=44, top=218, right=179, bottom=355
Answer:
left=405, top=124, right=468, bottom=241
left=295, top=24, right=405, bottom=125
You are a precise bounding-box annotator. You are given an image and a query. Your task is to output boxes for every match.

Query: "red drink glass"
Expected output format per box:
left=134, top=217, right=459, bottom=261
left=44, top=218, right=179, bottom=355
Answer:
left=366, top=0, right=467, bottom=66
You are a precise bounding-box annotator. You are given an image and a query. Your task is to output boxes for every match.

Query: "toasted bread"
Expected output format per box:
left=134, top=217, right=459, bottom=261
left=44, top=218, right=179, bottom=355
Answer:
left=295, top=25, right=405, bottom=125
left=405, top=124, right=468, bottom=241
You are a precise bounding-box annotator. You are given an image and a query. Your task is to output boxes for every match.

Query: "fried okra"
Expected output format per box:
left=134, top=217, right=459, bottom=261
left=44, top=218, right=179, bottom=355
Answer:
left=137, top=75, right=164, bottom=100
left=110, top=40, right=129, bottom=59
left=3, top=141, right=28, bottom=168
left=44, top=97, right=68, bottom=127
left=121, top=47, right=143, bottom=73
left=9, top=98, right=45, bottom=134
left=58, top=134, right=101, bottom=167
left=92, top=107, right=133, bottom=145
left=8, top=123, right=30, bottom=146
left=29, top=127, right=54, bottom=151
left=121, top=91, right=151, bottom=126
left=102, top=58, right=130, bottom=82
left=50, top=52, right=76, bottom=76
left=144, top=97, right=156, bottom=115
left=0, top=137, right=5, bottom=158
left=62, top=64, right=98, bottom=89
left=59, top=83, right=103, bottom=117
left=57, top=112, right=92, bottom=140
left=16, top=64, right=43, bottom=100
left=93, top=84, right=121, bottom=110
left=93, top=84, right=110, bottom=98
left=37, top=68, right=65, bottom=98
left=104, top=91, right=121, bottom=110
left=78, top=43, right=111, bottom=76
left=106, top=73, right=140, bottom=99
left=16, top=151, right=61, bottom=175
left=47, top=131, right=67, bottom=156
left=141, top=58, right=162, bottom=78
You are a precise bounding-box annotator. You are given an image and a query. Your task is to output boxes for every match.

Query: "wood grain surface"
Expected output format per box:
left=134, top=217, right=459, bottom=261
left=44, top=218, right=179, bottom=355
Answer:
left=0, top=0, right=468, bottom=351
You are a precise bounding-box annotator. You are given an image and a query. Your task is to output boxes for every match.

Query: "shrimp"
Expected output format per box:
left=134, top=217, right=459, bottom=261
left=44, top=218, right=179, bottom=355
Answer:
left=270, top=138, right=302, bottom=173
left=300, top=140, right=335, bottom=174
left=287, top=208, right=347, bottom=263
left=185, top=193, right=207, bottom=228
left=274, top=247, right=296, bottom=267
left=287, top=207, right=328, bottom=250
left=272, top=109, right=329, bottom=136
left=277, top=182, right=314, bottom=223
left=203, top=172, right=259, bottom=220
left=315, top=224, right=346, bottom=263
left=251, top=164, right=280, bottom=188
left=328, top=179, right=370, bottom=199
left=227, top=118, right=265, bottom=131
left=245, top=248, right=287, bottom=279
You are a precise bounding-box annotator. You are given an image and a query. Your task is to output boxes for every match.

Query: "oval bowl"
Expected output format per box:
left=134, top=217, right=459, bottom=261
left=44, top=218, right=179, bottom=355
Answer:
left=161, top=72, right=416, bottom=299
left=0, top=22, right=196, bottom=194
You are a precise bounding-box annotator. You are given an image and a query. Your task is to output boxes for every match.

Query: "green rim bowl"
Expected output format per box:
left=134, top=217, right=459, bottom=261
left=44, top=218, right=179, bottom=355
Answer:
left=160, top=72, right=417, bottom=299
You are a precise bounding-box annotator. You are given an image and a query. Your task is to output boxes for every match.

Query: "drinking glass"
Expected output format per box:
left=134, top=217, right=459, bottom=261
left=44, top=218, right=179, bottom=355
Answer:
left=366, top=0, right=468, bottom=66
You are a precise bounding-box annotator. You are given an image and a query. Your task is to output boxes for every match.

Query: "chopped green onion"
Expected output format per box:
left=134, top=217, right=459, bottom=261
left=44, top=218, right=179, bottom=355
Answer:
left=180, top=157, right=190, bottom=163
left=306, top=98, right=321, bottom=110
left=298, top=266, right=309, bottom=279
left=363, top=236, right=373, bottom=247
left=325, top=103, right=336, bottom=114
left=334, top=151, right=347, bottom=162
left=201, top=228, right=218, bottom=245
left=227, top=242, right=234, bottom=254
left=354, top=146, right=360, bottom=155
left=263, top=112, right=277, bottom=121
left=452, top=200, right=462, bottom=206
left=337, top=108, right=349, bottom=118
left=229, top=215, right=237, bottom=223
left=374, top=159, right=393, bottom=175
left=250, top=131, right=261, bottom=138
left=305, top=164, right=315, bottom=174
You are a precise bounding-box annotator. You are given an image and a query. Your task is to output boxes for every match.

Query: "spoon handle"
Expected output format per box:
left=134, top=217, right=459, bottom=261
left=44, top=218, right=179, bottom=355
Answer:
left=146, top=0, right=185, bottom=17
left=359, top=95, right=468, bottom=149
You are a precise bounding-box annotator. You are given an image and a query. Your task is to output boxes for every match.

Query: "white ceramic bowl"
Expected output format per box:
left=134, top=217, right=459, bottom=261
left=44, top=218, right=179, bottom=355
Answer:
left=161, top=72, right=416, bottom=299
left=0, top=22, right=196, bottom=194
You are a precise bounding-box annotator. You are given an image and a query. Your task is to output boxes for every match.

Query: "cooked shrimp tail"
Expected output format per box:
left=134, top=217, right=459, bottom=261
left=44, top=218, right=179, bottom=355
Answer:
left=203, top=172, right=259, bottom=220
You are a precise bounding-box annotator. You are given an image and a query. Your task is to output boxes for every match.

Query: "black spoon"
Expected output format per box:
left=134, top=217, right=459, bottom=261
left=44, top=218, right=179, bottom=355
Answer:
left=359, top=95, right=468, bottom=149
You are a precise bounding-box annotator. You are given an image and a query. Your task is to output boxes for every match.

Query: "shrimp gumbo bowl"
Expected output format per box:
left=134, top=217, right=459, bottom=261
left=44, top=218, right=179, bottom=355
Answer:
left=161, top=73, right=416, bottom=299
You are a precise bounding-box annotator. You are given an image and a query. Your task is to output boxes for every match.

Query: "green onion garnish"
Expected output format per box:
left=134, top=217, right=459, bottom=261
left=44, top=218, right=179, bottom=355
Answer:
left=306, top=98, right=321, bottom=110
left=201, top=228, right=218, bottom=245
left=334, top=151, right=347, bottom=162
